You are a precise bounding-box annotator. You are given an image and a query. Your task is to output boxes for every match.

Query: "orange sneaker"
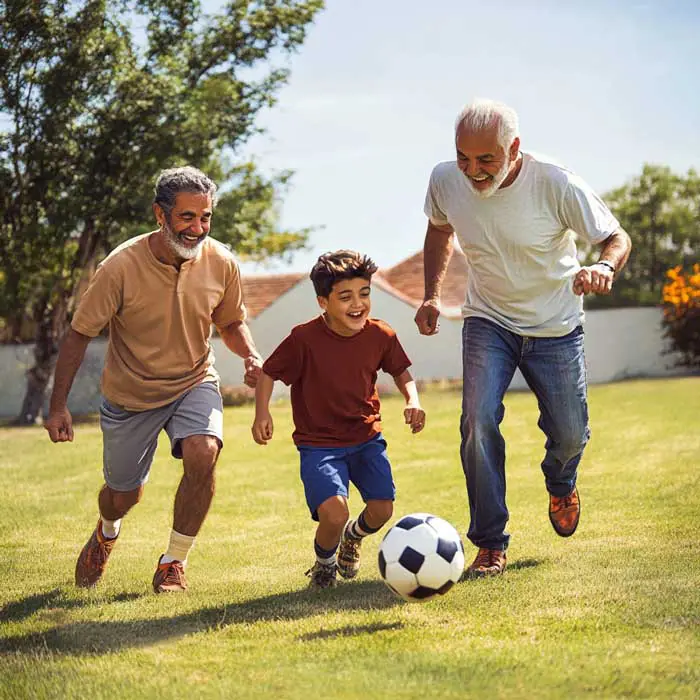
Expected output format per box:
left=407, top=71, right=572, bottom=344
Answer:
left=549, top=487, right=581, bottom=537
left=152, top=558, right=188, bottom=594
left=75, top=519, right=118, bottom=588
left=465, top=548, right=507, bottom=578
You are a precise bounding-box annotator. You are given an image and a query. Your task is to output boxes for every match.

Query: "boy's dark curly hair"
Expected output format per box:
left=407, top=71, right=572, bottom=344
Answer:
left=310, top=250, right=378, bottom=298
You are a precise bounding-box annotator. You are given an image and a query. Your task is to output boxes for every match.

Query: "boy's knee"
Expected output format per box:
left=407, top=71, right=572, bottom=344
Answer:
left=365, top=499, right=393, bottom=527
left=317, top=496, right=349, bottom=530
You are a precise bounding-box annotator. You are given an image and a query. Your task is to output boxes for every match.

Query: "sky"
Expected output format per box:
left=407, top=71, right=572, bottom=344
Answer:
left=224, top=0, right=700, bottom=275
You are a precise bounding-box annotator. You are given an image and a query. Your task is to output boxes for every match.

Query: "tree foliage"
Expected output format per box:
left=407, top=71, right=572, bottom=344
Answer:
left=0, top=0, right=324, bottom=422
left=582, top=164, right=700, bottom=308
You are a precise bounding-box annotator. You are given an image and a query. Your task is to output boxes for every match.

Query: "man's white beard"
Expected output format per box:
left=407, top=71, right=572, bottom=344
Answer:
left=163, top=220, right=205, bottom=259
left=465, top=157, right=512, bottom=199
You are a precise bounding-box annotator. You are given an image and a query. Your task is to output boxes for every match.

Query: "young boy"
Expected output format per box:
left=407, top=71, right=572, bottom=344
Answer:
left=251, top=250, right=426, bottom=589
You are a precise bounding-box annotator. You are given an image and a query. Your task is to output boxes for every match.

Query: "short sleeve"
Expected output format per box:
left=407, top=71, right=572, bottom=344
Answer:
left=423, top=166, right=450, bottom=226
left=212, top=259, right=247, bottom=329
left=560, top=175, right=620, bottom=245
left=379, top=330, right=412, bottom=377
left=263, top=332, right=303, bottom=386
left=71, top=260, right=122, bottom=337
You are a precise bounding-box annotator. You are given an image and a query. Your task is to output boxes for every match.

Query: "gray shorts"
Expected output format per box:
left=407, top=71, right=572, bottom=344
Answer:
left=99, top=381, right=224, bottom=491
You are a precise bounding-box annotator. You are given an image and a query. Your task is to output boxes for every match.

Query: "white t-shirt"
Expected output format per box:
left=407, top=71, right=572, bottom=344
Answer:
left=424, top=152, right=619, bottom=337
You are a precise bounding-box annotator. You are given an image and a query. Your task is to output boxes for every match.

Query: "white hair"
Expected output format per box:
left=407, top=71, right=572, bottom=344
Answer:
left=454, top=98, right=520, bottom=150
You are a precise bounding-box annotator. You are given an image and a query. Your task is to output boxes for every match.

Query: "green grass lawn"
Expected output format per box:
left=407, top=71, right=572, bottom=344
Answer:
left=1, top=378, right=699, bottom=699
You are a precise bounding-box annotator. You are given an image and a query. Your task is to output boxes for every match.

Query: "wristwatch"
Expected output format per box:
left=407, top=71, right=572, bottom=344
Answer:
left=595, top=260, right=615, bottom=274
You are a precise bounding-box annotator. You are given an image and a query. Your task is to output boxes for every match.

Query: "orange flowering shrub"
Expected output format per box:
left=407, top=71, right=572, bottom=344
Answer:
left=661, top=264, right=700, bottom=369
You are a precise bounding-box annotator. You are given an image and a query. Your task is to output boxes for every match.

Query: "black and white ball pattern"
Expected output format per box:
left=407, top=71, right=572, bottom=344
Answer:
left=378, top=513, right=465, bottom=602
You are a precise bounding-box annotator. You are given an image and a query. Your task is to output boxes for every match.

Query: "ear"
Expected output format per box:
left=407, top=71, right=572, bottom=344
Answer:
left=317, top=295, right=328, bottom=311
left=509, top=137, right=520, bottom=162
left=153, top=203, right=166, bottom=228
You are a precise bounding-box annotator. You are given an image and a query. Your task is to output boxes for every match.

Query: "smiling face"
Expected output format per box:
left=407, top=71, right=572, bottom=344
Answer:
left=318, top=276, right=372, bottom=336
left=455, top=122, right=520, bottom=198
left=155, top=191, right=213, bottom=260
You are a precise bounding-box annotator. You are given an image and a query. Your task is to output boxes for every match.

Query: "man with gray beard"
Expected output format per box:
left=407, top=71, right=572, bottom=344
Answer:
left=45, top=166, right=263, bottom=594
left=415, top=99, right=632, bottom=578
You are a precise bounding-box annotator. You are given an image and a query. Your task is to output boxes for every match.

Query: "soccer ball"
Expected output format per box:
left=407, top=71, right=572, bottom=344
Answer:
left=378, top=513, right=465, bottom=602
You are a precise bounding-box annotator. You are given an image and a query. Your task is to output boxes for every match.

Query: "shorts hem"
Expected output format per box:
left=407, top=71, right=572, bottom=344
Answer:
left=103, top=473, right=150, bottom=492
left=307, top=487, right=349, bottom=521
left=170, top=430, right=224, bottom=459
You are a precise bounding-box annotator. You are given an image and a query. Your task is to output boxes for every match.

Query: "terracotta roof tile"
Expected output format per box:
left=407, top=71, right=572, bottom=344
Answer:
left=240, top=247, right=468, bottom=319
left=381, top=247, right=467, bottom=311
left=241, top=272, right=306, bottom=318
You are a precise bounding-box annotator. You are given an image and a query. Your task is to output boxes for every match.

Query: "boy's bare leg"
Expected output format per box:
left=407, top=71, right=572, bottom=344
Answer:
left=338, top=499, right=393, bottom=579
left=307, top=496, right=348, bottom=588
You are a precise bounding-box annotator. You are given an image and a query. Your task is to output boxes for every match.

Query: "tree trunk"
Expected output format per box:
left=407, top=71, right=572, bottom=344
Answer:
left=15, top=219, right=101, bottom=425
left=15, top=294, right=69, bottom=425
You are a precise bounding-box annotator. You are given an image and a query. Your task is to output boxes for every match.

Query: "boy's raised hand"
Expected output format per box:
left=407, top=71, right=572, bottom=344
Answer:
left=404, top=404, right=426, bottom=434
left=252, top=411, right=274, bottom=445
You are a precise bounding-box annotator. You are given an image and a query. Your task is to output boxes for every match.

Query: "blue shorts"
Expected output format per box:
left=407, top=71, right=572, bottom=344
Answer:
left=298, top=434, right=396, bottom=521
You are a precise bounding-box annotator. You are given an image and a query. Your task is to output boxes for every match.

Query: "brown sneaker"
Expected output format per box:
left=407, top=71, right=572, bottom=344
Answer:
left=337, top=526, right=362, bottom=579
left=465, top=548, right=507, bottom=578
left=549, top=487, right=580, bottom=537
left=152, top=557, right=188, bottom=594
left=75, top=519, right=118, bottom=588
left=305, top=561, right=337, bottom=589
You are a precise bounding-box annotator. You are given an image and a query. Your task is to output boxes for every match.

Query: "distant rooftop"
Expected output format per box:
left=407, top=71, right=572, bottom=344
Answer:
left=241, top=248, right=467, bottom=319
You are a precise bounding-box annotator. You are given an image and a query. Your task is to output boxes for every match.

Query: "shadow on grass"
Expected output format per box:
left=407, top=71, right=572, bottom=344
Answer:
left=0, top=580, right=399, bottom=656
left=0, top=589, right=144, bottom=623
left=459, top=557, right=544, bottom=582
left=508, top=558, right=543, bottom=572
left=299, top=621, right=404, bottom=641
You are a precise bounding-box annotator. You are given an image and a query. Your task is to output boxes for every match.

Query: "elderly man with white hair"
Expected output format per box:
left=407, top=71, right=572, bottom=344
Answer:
left=415, top=99, right=632, bottom=577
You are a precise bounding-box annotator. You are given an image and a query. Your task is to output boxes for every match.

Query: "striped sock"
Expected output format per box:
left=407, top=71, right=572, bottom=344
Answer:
left=314, top=539, right=339, bottom=566
left=346, top=510, right=381, bottom=540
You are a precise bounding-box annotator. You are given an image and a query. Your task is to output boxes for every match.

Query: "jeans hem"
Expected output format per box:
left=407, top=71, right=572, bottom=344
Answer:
left=468, top=539, right=509, bottom=552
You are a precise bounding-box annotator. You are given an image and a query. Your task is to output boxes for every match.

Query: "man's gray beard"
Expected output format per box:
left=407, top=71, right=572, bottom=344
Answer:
left=163, top=220, right=205, bottom=259
left=464, top=158, right=511, bottom=199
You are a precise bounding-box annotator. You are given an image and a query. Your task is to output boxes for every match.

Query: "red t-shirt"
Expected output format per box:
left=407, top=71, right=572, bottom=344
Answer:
left=263, top=316, right=412, bottom=447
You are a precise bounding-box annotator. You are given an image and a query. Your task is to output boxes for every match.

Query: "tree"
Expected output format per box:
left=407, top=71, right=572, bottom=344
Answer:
left=0, top=0, right=323, bottom=423
left=581, top=164, right=700, bottom=308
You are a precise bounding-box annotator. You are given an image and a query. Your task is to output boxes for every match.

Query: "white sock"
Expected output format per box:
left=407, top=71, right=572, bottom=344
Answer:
left=160, top=530, right=195, bottom=565
left=101, top=517, right=121, bottom=539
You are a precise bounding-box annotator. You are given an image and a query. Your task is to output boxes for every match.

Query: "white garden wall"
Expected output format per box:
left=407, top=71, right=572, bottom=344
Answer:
left=0, top=295, right=685, bottom=418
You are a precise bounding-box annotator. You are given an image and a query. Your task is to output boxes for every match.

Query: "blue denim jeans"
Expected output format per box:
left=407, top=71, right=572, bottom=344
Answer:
left=460, top=317, right=590, bottom=550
